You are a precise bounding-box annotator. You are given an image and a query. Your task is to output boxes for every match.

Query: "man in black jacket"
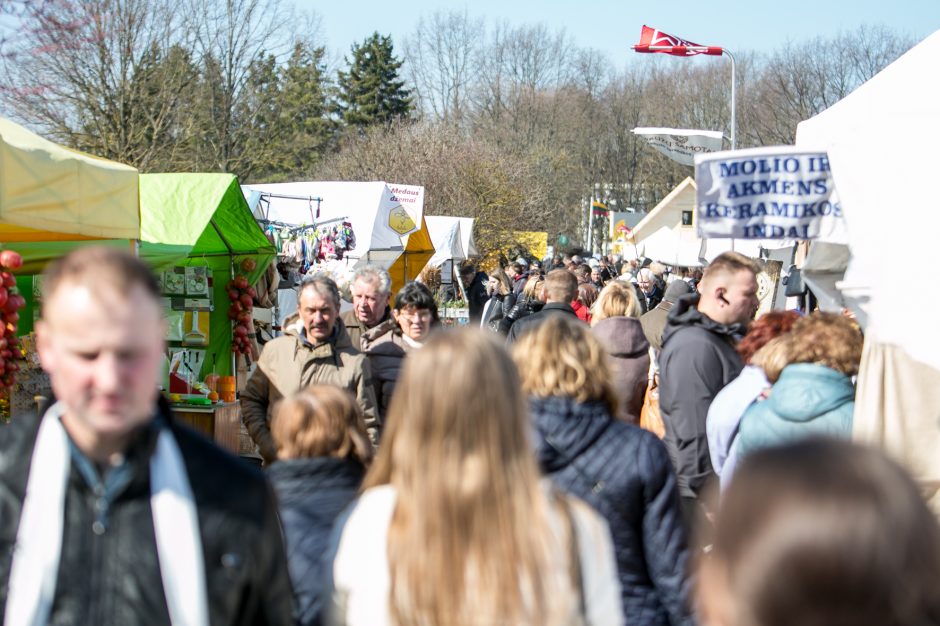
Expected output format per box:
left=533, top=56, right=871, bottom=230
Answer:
left=459, top=263, right=489, bottom=323
left=506, top=268, right=580, bottom=344
left=658, top=252, right=760, bottom=546
left=0, top=247, right=294, bottom=625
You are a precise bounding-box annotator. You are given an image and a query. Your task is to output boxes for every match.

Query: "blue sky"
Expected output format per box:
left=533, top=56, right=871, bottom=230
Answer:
left=300, top=0, right=940, bottom=67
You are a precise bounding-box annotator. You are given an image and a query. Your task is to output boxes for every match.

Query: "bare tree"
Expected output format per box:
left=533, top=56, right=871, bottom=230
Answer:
left=0, top=0, right=198, bottom=170
left=743, top=25, right=914, bottom=145
left=185, top=0, right=297, bottom=172
left=404, top=9, right=482, bottom=123
left=472, top=21, right=575, bottom=142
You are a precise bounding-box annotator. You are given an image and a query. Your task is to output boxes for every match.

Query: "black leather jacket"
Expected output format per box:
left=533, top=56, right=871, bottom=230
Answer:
left=0, top=398, right=295, bottom=625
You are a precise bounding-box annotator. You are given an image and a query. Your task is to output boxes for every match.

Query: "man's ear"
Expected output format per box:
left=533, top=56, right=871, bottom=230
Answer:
left=35, top=320, right=54, bottom=370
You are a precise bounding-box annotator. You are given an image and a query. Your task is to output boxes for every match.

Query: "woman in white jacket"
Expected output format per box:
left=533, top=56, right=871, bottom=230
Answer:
left=326, top=328, right=623, bottom=626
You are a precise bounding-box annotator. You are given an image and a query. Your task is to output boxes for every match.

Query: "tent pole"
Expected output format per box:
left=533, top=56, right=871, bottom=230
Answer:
left=210, top=218, right=238, bottom=379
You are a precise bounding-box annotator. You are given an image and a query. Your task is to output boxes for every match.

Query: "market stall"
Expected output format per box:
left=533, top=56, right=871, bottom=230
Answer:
left=0, top=122, right=272, bottom=448
left=138, top=173, right=275, bottom=450
left=1, top=117, right=141, bottom=416
left=795, top=29, right=940, bottom=514
left=242, top=180, right=432, bottom=312
left=422, top=215, right=468, bottom=276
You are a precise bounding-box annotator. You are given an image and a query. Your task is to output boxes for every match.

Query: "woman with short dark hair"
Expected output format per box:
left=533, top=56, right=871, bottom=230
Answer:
left=361, top=281, right=438, bottom=418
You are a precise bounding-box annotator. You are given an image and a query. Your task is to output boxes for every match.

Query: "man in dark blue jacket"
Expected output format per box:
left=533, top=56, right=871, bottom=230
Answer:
left=659, top=252, right=760, bottom=546
left=506, top=269, right=580, bottom=344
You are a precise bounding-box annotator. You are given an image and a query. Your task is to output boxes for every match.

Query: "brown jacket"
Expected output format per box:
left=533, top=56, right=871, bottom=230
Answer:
left=341, top=307, right=390, bottom=350
left=590, top=316, right=651, bottom=424
left=640, top=300, right=677, bottom=352
left=241, top=318, right=377, bottom=462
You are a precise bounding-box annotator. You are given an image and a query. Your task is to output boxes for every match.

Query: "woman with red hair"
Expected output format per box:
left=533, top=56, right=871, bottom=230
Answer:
left=706, top=310, right=800, bottom=492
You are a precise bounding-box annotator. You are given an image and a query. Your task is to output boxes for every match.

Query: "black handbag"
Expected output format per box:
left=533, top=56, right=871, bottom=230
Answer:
left=783, top=267, right=807, bottom=297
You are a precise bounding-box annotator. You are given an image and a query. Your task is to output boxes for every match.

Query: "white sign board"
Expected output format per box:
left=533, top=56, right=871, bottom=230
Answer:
left=694, top=146, right=846, bottom=240
left=633, top=127, right=724, bottom=166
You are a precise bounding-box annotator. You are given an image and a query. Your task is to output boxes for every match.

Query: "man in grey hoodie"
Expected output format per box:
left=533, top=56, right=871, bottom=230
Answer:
left=658, top=252, right=760, bottom=546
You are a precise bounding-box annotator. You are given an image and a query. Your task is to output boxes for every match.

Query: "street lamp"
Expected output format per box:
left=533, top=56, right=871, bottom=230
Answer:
left=633, top=25, right=737, bottom=150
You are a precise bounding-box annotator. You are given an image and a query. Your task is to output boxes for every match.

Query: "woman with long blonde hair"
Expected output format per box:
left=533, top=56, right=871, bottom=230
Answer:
left=326, top=329, right=623, bottom=626
left=514, top=316, right=693, bottom=626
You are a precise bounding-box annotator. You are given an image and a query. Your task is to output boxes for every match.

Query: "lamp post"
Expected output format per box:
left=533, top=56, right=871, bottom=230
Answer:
left=633, top=26, right=737, bottom=150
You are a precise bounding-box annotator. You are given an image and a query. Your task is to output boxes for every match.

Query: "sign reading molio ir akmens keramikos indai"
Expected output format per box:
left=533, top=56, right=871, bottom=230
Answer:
left=694, top=146, right=845, bottom=240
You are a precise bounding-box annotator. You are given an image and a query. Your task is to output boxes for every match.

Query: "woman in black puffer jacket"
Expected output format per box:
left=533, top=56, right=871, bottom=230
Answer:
left=513, top=316, right=695, bottom=626
left=266, top=385, right=373, bottom=626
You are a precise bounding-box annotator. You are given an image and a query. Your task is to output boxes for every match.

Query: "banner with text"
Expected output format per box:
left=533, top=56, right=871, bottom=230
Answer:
left=633, top=128, right=724, bottom=166
left=694, top=146, right=845, bottom=240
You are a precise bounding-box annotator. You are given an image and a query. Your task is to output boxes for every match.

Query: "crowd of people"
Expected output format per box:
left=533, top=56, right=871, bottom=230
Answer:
left=2, top=245, right=940, bottom=626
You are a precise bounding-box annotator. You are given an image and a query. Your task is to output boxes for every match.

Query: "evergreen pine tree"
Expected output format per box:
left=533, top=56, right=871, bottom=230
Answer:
left=337, top=32, right=412, bottom=129
left=278, top=41, right=336, bottom=175
left=232, top=53, right=283, bottom=181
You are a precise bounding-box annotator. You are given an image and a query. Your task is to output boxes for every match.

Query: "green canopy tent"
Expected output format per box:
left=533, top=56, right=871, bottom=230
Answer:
left=139, top=173, right=276, bottom=377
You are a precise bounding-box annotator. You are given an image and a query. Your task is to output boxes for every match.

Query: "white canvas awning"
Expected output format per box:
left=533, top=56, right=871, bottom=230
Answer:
left=795, top=29, right=940, bottom=370
left=424, top=215, right=467, bottom=268
left=640, top=226, right=704, bottom=267
left=243, top=181, right=426, bottom=270
left=456, top=217, right=478, bottom=257
left=796, top=30, right=940, bottom=516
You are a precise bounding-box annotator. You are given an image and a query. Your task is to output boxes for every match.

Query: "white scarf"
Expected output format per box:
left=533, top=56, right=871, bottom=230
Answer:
left=4, top=404, right=209, bottom=626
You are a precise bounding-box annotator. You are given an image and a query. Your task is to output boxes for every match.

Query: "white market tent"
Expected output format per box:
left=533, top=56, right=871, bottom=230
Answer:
left=424, top=215, right=468, bottom=268
left=243, top=180, right=437, bottom=293
left=795, top=29, right=940, bottom=515
left=639, top=226, right=703, bottom=267
left=243, top=181, right=421, bottom=268
left=456, top=217, right=478, bottom=257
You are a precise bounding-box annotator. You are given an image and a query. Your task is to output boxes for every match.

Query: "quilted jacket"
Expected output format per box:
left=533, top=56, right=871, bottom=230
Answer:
left=736, top=363, right=855, bottom=459
left=530, top=396, right=695, bottom=626
left=267, top=457, right=365, bottom=626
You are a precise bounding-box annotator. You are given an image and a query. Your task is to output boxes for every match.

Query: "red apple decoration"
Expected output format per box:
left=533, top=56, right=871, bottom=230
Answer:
left=0, top=251, right=22, bottom=270
left=229, top=271, right=257, bottom=355
left=0, top=249, right=25, bottom=389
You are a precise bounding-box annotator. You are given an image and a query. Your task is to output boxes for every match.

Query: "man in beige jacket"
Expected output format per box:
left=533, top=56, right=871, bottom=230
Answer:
left=242, top=275, right=378, bottom=463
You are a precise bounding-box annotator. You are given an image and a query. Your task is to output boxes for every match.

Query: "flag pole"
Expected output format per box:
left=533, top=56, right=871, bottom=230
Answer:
left=587, top=196, right=595, bottom=254
left=725, top=48, right=736, bottom=150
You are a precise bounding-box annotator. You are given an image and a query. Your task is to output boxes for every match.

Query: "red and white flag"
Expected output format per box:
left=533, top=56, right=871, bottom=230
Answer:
left=633, top=25, right=723, bottom=56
